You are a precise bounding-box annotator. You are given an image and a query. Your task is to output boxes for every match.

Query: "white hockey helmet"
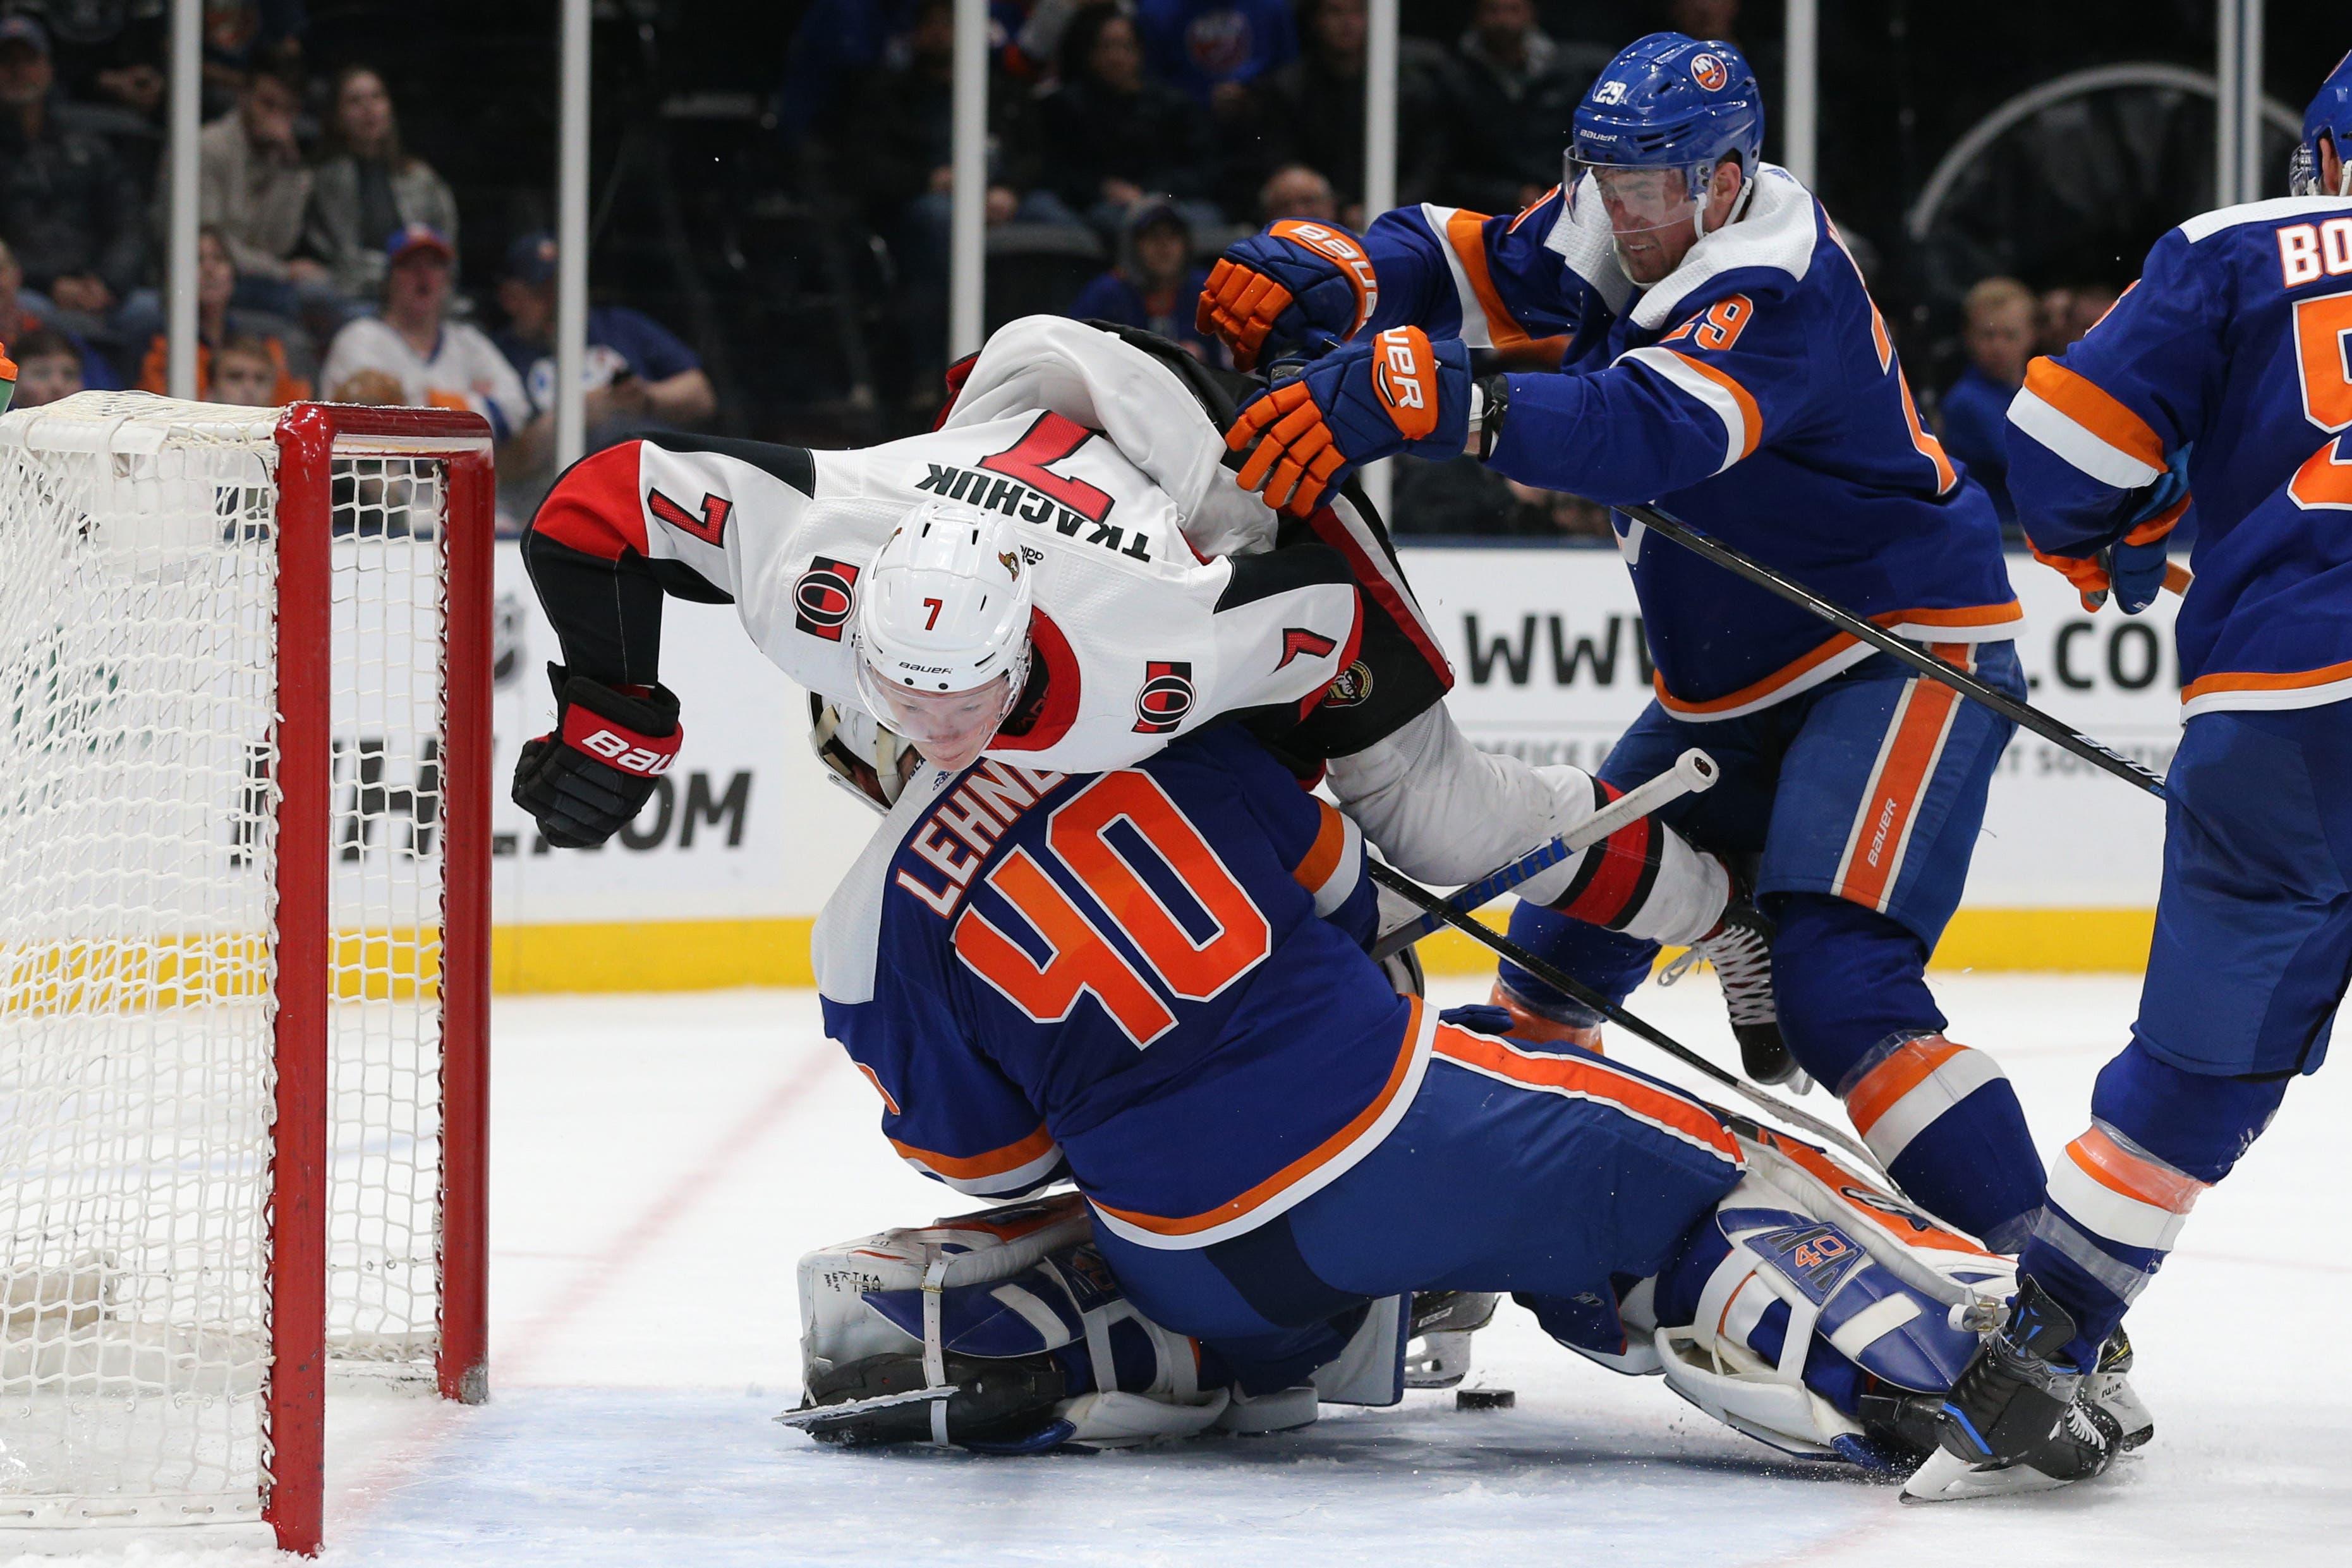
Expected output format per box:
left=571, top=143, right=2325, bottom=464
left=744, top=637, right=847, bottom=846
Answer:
left=852, top=499, right=1036, bottom=772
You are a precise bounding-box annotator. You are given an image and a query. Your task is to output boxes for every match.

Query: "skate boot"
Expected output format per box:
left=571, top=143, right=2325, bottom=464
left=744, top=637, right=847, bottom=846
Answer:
left=1403, top=1291, right=1501, bottom=1389
left=1904, top=1277, right=2123, bottom=1501
left=1660, top=881, right=1801, bottom=1089
left=2088, top=1324, right=2155, bottom=1451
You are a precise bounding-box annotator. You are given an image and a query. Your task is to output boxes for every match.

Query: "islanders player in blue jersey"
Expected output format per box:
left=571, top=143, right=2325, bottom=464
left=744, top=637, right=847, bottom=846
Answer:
left=809, top=706, right=2039, bottom=1467
left=1195, top=33, right=2046, bottom=1262
left=1915, top=56, right=2352, bottom=1499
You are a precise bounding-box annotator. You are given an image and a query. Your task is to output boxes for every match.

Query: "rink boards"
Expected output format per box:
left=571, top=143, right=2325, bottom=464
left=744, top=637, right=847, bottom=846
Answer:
left=487, top=543, right=2186, bottom=991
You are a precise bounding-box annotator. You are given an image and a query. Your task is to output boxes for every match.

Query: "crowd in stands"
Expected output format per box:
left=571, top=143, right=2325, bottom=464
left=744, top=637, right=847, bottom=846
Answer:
left=0, top=2, right=716, bottom=531
left=0, top=0, right=2140, bottom=546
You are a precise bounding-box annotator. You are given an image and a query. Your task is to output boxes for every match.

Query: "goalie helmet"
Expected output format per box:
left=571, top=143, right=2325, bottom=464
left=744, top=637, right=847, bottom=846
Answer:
left=852, top=500, right=1034, bottom=773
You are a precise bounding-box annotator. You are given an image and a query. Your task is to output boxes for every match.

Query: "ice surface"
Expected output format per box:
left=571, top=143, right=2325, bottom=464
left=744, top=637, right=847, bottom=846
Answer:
left=8, top=974, right=2348, bottom=1565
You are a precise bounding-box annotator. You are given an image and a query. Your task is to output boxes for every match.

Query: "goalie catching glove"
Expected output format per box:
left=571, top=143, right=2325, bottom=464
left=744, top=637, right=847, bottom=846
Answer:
left=511, top=664, right=683, bottom=847
left=1227, top=327, right=1472, bottom=517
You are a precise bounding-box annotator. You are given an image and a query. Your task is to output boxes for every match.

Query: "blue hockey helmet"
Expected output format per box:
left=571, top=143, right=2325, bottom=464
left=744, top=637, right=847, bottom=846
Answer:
left=2291, top=49, right=2352, bottom=196
left=1572, top=32, right=1764, bottom=192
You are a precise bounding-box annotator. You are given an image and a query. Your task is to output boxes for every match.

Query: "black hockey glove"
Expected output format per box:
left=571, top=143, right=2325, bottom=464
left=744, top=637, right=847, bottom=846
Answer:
left=512, top=664, right=684, bottom=848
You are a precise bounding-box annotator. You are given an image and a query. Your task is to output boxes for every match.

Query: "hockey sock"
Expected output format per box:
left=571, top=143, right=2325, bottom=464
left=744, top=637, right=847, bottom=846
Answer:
left=2023, top=1038, right=2291, bottom=1367
left=1494, top=896, right=1658, bottom=1034
left=1774, top=895, right=2046, bottom=1250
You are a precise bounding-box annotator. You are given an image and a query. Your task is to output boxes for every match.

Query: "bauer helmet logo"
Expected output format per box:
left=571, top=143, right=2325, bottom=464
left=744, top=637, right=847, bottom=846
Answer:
left=1371, top=328, right=1439, bottom=442
left=792, top=556, right=861, bottom=641
left=1133, top=660, right=1196, bottom=734
left=1691, top=53, right=1728, bottom=91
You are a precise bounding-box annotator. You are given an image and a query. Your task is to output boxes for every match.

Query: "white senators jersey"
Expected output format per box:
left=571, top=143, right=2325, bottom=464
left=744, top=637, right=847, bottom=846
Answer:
left=531, top=412, right=1364, bottom=776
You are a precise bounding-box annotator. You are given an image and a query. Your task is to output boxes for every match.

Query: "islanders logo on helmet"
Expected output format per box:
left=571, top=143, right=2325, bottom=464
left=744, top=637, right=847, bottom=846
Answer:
left=1572, top=31, right=1764, bottom=178
left=1691, top=52, right=1728, bottom=92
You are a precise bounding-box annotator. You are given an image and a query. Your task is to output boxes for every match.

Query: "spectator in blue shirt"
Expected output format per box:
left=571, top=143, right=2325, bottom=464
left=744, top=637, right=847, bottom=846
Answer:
left=493, top=232, right=716, bottom=440
left=1136, top=0, right=1297, bottom=113
left=1066, top=197, right=1219, bottom=363
left=1936, top=275, right=2035, bottom=529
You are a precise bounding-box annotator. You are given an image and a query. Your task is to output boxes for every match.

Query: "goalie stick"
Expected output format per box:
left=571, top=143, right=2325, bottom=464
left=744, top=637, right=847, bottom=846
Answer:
left=1367, top=748, right=1720, bottom=963
left=1363, top=857, right=1888, bottom=1176
left=1623, top=502, right=2173, bottom=802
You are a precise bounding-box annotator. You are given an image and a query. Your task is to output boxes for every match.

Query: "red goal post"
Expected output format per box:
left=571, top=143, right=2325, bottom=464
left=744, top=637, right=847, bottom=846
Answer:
left=0, top=396, right=493, bottom=1555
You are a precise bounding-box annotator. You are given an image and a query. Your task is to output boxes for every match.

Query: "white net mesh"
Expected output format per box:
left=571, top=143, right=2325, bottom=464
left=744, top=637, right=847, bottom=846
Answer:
left=0, top=394, right=459, bottom=1532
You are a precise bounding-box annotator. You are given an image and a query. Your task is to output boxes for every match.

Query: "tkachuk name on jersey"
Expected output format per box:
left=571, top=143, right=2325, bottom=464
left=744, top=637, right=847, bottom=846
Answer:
left=912, top=463, right=1156, bottom=563
left=893, top=759, right=1070, bottom=918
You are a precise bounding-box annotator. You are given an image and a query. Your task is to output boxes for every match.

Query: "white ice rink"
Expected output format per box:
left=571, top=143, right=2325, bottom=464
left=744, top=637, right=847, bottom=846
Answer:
left=12, top=972, right=2349, bottom=1567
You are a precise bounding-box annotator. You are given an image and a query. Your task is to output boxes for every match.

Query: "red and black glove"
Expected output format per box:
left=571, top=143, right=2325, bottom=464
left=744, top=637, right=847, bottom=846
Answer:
left=511, top=665, right=684, bottom=848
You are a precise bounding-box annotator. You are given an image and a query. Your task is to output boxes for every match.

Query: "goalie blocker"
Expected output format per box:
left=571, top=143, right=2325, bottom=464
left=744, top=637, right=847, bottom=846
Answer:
left=785, top=1121, right=2051, bottom=1473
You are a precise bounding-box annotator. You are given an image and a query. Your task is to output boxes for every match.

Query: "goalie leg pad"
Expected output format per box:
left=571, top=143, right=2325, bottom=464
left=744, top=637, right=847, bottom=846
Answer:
left=787, top=1196, right=1228, bottom=1451
left=1644, top=1129, right=2018, bottom=1469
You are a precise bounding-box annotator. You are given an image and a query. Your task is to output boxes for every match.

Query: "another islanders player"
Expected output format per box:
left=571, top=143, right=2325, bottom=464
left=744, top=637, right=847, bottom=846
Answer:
left=1920, top=54, right=2352, bottom=1497
left=1196, top=34, right=2044, bottom=1257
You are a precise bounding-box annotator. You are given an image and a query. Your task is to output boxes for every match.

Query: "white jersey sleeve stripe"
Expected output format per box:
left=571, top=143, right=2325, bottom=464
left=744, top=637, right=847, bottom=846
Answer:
left=1621, top=346, right=1753, bottom=474
left=2006, top=385, right=2164, bottom=490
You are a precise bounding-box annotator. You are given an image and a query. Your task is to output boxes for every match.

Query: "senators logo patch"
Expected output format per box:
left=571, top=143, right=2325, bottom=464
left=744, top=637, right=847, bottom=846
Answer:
left=792, top=557, right=861, bottom=641
left=1276, top=627, right=1338, bottom=670
left=1321, top=658, right=1374, bottom=709
left=1691, top=52, right=1728, bottom=92
left=1133, top=660, right=1196, bottom=734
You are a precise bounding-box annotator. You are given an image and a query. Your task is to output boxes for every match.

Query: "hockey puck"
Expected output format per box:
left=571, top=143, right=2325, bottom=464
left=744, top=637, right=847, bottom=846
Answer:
left=1455, top=1387, right=1515, bottom=1411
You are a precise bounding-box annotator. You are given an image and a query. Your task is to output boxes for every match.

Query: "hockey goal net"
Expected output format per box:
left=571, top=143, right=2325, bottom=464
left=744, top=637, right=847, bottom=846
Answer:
left=0, top=394, right=492, bottom=1553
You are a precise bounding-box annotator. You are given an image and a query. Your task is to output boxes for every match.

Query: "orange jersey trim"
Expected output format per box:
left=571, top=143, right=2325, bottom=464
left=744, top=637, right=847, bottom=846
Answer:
left=1656, top=349, right=1764, bottom=462
left=1091, top=998, right=1428, bottom=1239
left=890, top=1121, right=1056, bottom=1181
left=1292, top=800, right=1350, bottom=894
left=1445, top=207, right=1533, bottom=349
left=2181, top=657, right=2352, bottom=704
left=1432, top=1025, right=1742, bottom=1161
left=2023, top=358, right=2166, bottom=471
left=1651, top=603, right=2025, bottom=718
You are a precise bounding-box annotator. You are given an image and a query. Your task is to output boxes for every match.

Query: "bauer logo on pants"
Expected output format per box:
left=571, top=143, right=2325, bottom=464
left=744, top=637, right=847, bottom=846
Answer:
left=793, top=557, right=861, bottom=641
left=1134, top=661, right=1196, bottom=733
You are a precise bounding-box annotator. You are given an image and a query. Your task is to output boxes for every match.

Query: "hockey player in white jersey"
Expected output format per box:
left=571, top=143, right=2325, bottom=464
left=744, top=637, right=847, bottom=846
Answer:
left=509, top=315, right=1778, bottom=1036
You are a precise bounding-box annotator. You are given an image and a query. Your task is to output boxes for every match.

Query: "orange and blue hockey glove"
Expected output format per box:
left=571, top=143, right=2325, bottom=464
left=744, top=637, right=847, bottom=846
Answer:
left=1227, top=327, right=1470, bottom=517
left=1196, top=220, right=1381, bottom=371
left=2031, top=450, right=2190, bottom=615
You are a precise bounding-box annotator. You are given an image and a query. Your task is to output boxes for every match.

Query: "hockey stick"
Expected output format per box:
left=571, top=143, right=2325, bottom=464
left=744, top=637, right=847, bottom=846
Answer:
left=1364, top=858, right=1887, bottom=1174
left=1622, top=503, right=2170, bottom=800
left=1367, top=748, right=1721, bottom=963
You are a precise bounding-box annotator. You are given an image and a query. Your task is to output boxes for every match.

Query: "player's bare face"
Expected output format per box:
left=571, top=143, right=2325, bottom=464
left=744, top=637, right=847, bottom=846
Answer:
left=875, top=673, right=1014, bottom=773
left=1591, top=167, right=1702, bottom=285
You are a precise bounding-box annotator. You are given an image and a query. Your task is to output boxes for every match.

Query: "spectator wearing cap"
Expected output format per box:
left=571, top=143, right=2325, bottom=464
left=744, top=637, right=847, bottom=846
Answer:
left=303, top=66, right=460, bottom=302
left=1065, top=198, right=1220, bottom=362
left=318, top=224, right=528, bottom=447
left=135, top=227, right=311, bottom=405
left=1937, top=276, right=2035, bottom=529
left=492, top=232, right=715, bottom=437
left=0, top=16, right=148, bottom=321
left=0, top=235, right=113, bottom=390
left=1443, top=0, right=1596, bottom=215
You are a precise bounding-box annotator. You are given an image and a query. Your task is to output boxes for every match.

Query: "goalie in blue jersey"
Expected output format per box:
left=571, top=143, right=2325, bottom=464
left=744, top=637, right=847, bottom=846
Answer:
left=1194, top=33, right=2048, bottom=1274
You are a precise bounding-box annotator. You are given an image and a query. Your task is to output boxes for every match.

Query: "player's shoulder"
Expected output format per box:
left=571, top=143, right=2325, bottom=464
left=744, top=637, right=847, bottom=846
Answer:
left=1625, top=164, right=1824, bottom=332
left=2173, top=193, right=2352, bottom=246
